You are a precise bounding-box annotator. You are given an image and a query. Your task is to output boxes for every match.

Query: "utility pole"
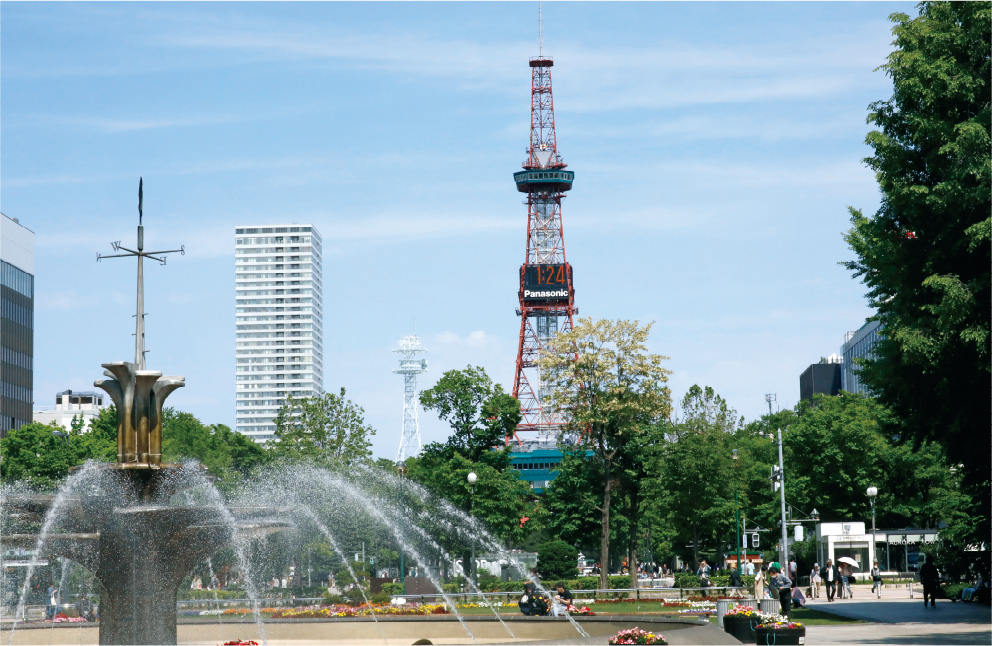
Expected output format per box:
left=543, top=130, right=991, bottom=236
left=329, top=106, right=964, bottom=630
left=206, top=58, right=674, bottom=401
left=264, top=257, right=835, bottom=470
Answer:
left=765, top=394, right=776, bottom=416
left=777, top=428, right=789, bottom=569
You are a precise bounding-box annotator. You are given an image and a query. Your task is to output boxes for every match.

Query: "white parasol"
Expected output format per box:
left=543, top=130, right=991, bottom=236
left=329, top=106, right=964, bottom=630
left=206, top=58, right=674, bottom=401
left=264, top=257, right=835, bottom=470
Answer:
left=837, top=556, right=860, bottom=568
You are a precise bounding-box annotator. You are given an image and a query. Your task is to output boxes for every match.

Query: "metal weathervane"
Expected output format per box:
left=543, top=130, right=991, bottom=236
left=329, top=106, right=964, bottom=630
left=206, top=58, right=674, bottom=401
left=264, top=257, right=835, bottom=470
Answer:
left=97, top=178, right=185, bottom=370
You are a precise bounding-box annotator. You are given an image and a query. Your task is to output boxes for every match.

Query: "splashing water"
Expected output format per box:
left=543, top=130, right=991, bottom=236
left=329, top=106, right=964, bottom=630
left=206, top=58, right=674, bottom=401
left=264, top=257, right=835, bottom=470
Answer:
left=294, top=505, right=388, bottom=645
left=308, top=470, right=478, bottom=644
left=6, top=461, right=106, bottom=644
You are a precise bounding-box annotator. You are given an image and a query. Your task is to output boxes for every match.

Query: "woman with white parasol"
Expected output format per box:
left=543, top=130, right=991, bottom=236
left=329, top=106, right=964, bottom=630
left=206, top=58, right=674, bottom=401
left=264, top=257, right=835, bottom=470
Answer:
left=837, top=557, right=859, bottom=598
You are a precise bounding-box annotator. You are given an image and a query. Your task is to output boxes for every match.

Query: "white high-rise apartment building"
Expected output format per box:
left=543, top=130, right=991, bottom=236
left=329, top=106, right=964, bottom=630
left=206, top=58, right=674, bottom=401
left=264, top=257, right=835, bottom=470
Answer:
left=235, top=224, right=323, bottom=442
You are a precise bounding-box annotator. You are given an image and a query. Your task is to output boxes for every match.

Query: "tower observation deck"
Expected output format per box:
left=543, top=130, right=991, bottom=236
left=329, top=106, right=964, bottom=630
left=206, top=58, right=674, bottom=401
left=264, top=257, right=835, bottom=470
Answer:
left=511, top=55, right=577, bottom=441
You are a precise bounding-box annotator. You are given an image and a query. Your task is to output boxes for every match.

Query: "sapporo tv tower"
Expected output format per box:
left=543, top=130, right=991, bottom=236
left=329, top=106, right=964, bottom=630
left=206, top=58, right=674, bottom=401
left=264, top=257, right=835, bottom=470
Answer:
left=510, top=19, right=577, bottom=443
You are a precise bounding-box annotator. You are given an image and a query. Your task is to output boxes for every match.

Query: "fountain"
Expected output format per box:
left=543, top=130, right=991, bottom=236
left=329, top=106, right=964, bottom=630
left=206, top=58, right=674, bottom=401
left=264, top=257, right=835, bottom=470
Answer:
left=3, top=192, right=288, bottom=644
left=0, top=185, right=726, bottom=645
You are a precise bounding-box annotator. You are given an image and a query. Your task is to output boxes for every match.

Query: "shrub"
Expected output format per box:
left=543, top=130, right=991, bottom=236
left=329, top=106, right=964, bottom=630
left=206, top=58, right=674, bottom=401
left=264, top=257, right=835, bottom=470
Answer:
left=322, top=592, right=344, bottom=605
left=342, top=587, right=368, bottom=606
left=942, top=583, right=967, bottom=600
left=441, top=582, right=461, bottom=594
left=536, top=540, right=579, bottom=580
left=370, top=592, right=391, bottom=604
left=608, top=575, right=632, bottom=589
left=381, top=582, right=404, bottom=596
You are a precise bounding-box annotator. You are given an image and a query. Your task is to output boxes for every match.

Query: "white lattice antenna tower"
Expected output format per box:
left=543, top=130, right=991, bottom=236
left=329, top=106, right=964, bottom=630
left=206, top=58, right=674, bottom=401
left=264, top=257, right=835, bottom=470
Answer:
left=394, top=335, right=428, bottom=463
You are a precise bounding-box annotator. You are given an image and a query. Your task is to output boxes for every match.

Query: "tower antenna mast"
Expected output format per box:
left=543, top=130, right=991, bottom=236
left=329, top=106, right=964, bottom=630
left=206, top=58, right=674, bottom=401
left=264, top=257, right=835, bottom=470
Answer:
left=539, top=1, right=543, bottom=56
left=394, top=335, right=427, bottom=463
left=510, top=25, right=577, bottom=443
left=97, top=178, right=185, bottom=370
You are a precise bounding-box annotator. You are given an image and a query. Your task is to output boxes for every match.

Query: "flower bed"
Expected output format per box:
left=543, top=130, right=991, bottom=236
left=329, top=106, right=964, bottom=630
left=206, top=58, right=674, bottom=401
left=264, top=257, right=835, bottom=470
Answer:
left=658, top=599, right=715, bottom=614
left=565, top=604, right=595, bottom=616
left=608, top=627, right=667, bottom=645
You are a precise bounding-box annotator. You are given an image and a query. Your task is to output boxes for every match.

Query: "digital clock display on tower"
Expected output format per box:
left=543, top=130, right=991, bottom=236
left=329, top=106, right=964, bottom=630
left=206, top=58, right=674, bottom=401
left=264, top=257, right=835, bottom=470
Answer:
left=521, top=263, right=572, bottom=304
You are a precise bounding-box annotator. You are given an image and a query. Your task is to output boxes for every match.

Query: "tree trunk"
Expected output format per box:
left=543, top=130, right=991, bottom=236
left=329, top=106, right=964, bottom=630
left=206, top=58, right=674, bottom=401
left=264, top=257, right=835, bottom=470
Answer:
left=629, top=484, right=639, bottom=589
left=599, top=459, right=612, bottom=591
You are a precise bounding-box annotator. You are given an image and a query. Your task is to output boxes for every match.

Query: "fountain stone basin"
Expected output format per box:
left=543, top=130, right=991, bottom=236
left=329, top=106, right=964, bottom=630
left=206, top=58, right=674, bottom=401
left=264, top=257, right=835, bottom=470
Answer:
left=5, top=468, right=292, bottom=646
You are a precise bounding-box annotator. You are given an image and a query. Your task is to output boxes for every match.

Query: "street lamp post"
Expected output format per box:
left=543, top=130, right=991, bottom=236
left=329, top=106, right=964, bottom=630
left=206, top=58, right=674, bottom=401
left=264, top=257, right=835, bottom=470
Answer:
left=732, top=449, right=741, bottom=572
left=467, top=471, right=477, bottom=585
left=867, top=486, right=878, bottom=576
left=396, top=461, right=408, bottom=594
left=776, top=428, right=789, bottom=571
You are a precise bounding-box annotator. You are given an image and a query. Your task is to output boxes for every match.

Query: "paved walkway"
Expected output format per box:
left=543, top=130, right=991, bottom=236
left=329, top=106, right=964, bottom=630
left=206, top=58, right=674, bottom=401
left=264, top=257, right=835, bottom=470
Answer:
left=802, top=585, right=991, bottom=644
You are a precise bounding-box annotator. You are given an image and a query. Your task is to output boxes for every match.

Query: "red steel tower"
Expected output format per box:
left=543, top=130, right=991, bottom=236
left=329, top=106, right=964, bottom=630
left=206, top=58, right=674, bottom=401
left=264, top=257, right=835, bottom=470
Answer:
left=511, top=54, right=576, bottom=441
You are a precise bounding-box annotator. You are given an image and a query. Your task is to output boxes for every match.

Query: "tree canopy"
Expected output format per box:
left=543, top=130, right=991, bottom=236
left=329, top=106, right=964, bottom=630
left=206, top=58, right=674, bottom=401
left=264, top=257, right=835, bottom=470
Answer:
left=843, top=1, right=990, bottom=537
left=418, top=365, right=521, bottom=466
left=270, top=388, right=376, bottom=467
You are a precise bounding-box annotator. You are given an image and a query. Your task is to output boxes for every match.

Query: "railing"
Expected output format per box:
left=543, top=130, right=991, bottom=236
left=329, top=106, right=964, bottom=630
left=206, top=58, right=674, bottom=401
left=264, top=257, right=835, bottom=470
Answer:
left=174, top=586, right=756, bottom=610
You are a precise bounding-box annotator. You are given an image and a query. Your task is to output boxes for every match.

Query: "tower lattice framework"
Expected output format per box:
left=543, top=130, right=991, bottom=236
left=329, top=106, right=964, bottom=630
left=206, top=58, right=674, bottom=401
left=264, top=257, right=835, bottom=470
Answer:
left=511, top=55, right=576, bottom=442
left=394, top=335, right=427, bottom=463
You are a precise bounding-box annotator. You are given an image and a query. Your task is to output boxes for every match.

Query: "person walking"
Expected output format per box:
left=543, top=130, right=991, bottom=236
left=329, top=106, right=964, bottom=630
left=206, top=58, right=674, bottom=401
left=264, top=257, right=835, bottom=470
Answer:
left=871, top=561, right=883, bottom=596
left=789, top=558, right=798, bottom=587
left=696, top=560, right=712, bottom=598
left=754, top=564, right=767, bottom=599
left=811, top=563, right=821, bottom=598
left=920, top=559, right=940, bottom=608
left=771, top=564, right=793, bottom=618
left=822, top=559, right=839, bottom=602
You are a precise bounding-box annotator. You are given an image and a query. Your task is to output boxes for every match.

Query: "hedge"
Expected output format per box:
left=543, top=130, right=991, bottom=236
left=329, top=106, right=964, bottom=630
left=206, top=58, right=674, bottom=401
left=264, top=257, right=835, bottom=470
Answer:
left=478, top=576, right=632, bottom=593
left=674, top=573, right=755, bottom=590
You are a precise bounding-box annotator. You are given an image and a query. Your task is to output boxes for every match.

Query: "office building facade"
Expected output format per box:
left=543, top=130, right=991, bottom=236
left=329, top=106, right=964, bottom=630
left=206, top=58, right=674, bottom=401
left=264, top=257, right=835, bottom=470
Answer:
left=34, top=389, right=108, bottom=433
left=841, top=320, right=883, bottom=396
left=799, top=361, right=842, bottom=402
left=235, top=224, right=323, bottom=442
left=1, top=214, right=35, bottom=437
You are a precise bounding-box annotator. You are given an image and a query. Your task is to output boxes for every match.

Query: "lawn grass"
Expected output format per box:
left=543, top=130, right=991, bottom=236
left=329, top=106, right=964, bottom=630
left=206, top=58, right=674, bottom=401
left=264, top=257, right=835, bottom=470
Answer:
left=789, top=607, right=864, bottom=625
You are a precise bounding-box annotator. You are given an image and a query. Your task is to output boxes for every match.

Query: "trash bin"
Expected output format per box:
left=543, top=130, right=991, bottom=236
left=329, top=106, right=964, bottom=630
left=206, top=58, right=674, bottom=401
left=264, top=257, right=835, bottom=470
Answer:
left=759, top=598, right=779, bottom=616
left=716, top=599, right=735, bottom=628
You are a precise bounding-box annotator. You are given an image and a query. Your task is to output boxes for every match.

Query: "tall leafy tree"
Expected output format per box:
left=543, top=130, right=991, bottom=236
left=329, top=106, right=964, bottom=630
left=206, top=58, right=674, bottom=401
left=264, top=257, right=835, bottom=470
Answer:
left=649, top=386, right=741, bottom=566
left=270, top=388, right=376, bottom=467
left=843, top=2, right=990, bottom=536
left=539, top=318, right=672, bottom=589
left=419, top=365, right=521, bottom=467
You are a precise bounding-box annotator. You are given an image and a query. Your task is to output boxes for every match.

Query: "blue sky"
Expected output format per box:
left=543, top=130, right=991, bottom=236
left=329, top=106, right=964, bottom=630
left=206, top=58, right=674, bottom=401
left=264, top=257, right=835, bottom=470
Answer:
left=1, top=2, right=914, bottom=458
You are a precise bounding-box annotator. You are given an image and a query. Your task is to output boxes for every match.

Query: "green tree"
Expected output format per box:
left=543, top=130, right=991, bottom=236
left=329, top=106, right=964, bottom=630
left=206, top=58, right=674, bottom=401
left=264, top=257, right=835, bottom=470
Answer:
left=406, top=452, right=532, bottom=546
left=539, top=318, right=672, bottom=589
left=0, top=422, right=78, bottom=487
left=536, top=539, right=578, bottom=580
left=270, top=388, right=375, bottom=467
left=542, top=446, right=601, bottom=556
left=419, top=366, right=521, bottom=466
left=843, top=2, right=990, bottom=539
left=648, top=386, right=741, bottom=566
left=74, top=407, right=118, bottom=463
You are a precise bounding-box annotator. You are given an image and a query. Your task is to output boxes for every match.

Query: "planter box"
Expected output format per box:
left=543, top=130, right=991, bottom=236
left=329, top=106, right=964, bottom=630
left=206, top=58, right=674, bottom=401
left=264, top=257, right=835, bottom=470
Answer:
left=723, top=615, right=758, bottom=643
left=755, top=627, right=806, bottom=645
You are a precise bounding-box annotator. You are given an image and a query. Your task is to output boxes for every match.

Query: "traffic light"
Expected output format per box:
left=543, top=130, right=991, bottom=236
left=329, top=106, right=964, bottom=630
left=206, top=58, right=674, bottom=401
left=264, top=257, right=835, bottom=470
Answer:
left=752, top=533, right=759, bottom=548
